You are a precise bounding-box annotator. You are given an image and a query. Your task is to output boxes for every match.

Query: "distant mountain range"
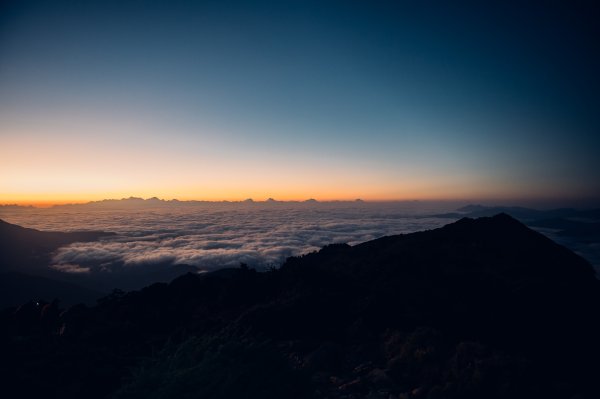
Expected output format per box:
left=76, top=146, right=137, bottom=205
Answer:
left=1, top=196, right=366, bottom=209
left=1, top=214, right=599, bottom=398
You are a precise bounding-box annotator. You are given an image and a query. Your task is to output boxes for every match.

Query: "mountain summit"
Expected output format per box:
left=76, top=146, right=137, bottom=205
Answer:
left=1, top=214, right=599, bottom=399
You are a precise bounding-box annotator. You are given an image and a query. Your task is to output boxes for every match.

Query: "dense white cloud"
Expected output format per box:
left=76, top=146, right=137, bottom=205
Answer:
left=2, top=202, right=599, bottom=276
left=2, top=203, right=454, bottom=274
left=50, top=263, right=91, bottom=273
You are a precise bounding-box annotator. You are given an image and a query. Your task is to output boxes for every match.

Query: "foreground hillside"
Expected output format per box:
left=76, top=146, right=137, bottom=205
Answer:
left=0, top=219, right=114, bottom=306
left=0, top=218, right=198, bottom=300
left=0, top=218, right=115, bottom=275
left=1, top=214, right=599, bottom=399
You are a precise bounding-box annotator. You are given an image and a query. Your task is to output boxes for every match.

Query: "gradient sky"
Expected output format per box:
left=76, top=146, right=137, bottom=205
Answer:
left=1, top=0, right=599, bottom=205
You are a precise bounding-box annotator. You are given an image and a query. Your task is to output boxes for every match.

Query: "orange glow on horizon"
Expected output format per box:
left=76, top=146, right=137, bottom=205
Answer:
left=2, top=122, right=595, bottom=208
left=0, top=190, right=464, bottom=207
left=0, top=189, right=577, bottom=208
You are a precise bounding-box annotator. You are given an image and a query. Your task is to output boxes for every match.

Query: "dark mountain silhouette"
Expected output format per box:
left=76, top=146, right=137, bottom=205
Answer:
left=11, top=196, right=369, bottom=209
left=0, top=218, right=115, bottom=274
left=0, top=271, right=102, bottom=307
left=436, top=206, right=600, bottom=265
left=67, top=261, right=201, bottom=294
left=0, top=219, right=199, bottom=302
left=0, top=219, right=116, bottom=306
left=441, top=204, right=600, bottom=223
left=1, top=214, right=599, bottom=399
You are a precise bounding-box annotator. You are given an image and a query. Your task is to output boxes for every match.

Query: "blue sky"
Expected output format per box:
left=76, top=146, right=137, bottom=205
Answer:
left=1, top=0, right=599, bottom=204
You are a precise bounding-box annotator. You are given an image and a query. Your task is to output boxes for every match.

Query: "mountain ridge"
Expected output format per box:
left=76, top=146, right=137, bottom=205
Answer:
left=0, top=218, right=116, bottom=274
left=1, top=214, right=599, bottom=398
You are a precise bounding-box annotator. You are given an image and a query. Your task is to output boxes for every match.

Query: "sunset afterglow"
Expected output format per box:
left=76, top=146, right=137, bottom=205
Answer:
left=1, top=1, right=599, bottom=206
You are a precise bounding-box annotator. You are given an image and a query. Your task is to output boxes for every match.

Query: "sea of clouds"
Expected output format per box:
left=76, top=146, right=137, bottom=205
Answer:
left=0, top=202, right=457, bottom=274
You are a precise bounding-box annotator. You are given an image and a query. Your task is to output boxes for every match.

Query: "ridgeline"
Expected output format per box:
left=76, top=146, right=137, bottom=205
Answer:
left=1, top=214, right=598, bottom=398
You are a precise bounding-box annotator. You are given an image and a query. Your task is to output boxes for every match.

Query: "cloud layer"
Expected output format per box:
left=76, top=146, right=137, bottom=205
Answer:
left=1, top=203, right=453, bottom=274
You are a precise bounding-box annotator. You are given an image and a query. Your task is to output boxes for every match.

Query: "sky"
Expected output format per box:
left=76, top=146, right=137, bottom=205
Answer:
left=1, top=0, right=599, bottom=206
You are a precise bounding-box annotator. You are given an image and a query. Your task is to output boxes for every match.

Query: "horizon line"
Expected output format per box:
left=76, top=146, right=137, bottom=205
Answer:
left=2, top=195, right=600, bottom=209
left=0, top=196, right=417, bottom=208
